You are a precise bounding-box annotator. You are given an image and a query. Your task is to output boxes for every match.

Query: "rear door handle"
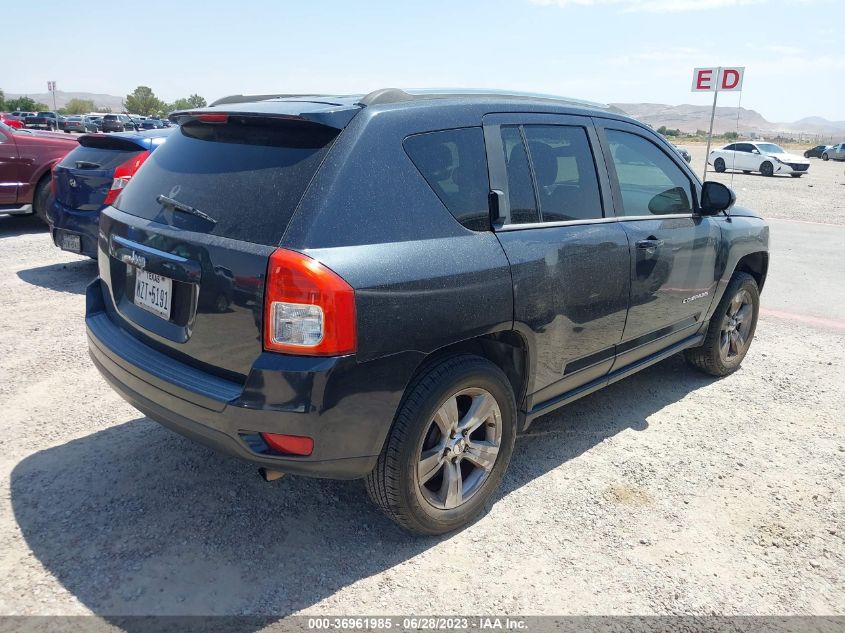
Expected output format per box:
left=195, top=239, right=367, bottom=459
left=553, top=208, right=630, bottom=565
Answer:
left=636, top=238, right=665, bottom=249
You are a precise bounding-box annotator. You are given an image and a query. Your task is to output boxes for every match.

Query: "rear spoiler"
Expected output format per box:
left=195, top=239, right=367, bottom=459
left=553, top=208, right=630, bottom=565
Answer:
left=78, top=133, right=155, bottom=151
left=170, top=99, right=361, bottom=130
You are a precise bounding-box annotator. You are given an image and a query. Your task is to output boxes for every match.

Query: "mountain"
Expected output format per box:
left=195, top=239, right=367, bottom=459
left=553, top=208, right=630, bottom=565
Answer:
left=611, top=103, right=844, bottom=138
left=4, top=90, right=125, bottom=113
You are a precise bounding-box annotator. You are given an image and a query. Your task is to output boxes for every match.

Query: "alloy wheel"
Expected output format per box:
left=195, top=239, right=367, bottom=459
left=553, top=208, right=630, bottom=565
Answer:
left=417, top=388, right=502, bottom=510
left=719, top=289, right=753, bottom=363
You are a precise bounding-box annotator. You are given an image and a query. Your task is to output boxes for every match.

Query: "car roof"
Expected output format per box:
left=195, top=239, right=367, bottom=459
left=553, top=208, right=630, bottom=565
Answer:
left=175, top=88, right=633, bottom=129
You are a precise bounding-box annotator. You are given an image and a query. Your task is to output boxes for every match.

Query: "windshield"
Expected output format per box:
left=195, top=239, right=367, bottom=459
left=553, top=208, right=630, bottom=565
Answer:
left=36, top=112, right=53, bottom=117
left=756, top=143, right=785, bottom=154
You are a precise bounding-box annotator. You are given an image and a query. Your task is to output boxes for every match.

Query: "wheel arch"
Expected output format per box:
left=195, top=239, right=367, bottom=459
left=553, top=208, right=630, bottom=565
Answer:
left=734, top=251, right=769, bottom=293
left=398, top=330, right=531, bottom=433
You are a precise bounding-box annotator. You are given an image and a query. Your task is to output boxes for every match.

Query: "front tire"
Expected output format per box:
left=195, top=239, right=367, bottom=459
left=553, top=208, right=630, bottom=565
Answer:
left=760, top=161, right=774, bottom=177
left=685, top=272, right=759, bottom=377
left=822, top=154, right=829, bottom=161
left=714, top=158, right=726, bottom=173
left=366, top=355, right=516, bottom=535
left=791, top=173, right=802, bottom=178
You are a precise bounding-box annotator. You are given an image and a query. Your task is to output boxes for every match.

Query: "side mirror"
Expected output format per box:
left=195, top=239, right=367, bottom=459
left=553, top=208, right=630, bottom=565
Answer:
left=700, top=181, right=736, bottom=215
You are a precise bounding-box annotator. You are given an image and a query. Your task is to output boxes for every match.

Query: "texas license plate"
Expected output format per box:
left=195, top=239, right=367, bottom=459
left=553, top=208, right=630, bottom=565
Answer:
left=134, top=269, right=172, bottom=320
left=61, top=233, right=81, bottom=253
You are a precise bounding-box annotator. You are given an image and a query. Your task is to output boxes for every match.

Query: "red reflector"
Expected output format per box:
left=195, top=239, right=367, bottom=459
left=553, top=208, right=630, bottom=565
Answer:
left=194, top=113, right=228, bottom=123
left=260, top=433, right=314, bottom=456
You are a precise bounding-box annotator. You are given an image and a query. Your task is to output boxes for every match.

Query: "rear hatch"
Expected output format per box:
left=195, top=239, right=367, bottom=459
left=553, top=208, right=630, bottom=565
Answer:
left=54, top=133, right=161, bottom=211
left=97, top=102, right=358, bottom=381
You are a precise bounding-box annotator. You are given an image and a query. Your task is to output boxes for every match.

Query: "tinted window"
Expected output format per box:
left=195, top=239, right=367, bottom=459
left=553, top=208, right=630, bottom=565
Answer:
left=58, top=145, right=140, bottom=171
left=404, top=127, right=490, bottom=231
left=736, top=143, right=755, bottom=153
left=723, top=144, right=736, bottom=151
left=115, top=118, right=338, bottom=246
left=606, top=129, right=694, bottom=216
left=499, top=126, right=540, bottom=224
left=523, top=125, right=603, bottom=222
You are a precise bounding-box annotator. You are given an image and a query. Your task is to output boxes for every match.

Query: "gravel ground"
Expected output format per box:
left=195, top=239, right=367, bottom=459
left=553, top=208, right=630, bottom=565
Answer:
left=0, top=150, right=843, bottom=622
left=685, top=143, right=845, bottom=225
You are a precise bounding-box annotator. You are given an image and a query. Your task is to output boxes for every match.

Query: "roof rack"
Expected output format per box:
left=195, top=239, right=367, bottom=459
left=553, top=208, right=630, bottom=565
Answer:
left=209, top=94, right=329, bottom=107
left=356, top=88, right=609, bottom=109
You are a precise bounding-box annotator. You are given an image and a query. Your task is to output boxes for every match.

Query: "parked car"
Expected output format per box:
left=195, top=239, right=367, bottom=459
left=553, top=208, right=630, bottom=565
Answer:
left=0, top=122, right=77, bottom=221
left=821, top=143, right=845, bottom=161
left=804, top=144, right=832, bottom=158
left=85, top=115, right=103, bottom=131
left=101, top=114, right=139, bottom=133
left=86, top=89, right=769, bottom=535
left=10, top=111, right=36, bottom=122
left=674, top=145, right=691, bottom=163
left=140, top=118, right=164, bottom=130
left=25, top=111, right=63, bottom=131
left=709, top=141, right=810, bottom=177
left=60, top=115, right=98, bottom=133
left=47, top=129, right=172, bottom=257
left=0, top=113, right=24, bottom=129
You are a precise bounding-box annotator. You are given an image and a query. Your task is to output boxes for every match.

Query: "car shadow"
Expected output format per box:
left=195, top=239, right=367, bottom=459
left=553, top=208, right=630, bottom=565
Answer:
left=0, top=214, right=47, bottom=238
left=17, top=259, right=97, bottom=295
left=10, top=354, right=714, bottom=626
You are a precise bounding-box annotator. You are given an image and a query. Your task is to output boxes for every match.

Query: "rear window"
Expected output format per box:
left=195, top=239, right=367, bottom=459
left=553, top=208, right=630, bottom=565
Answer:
left=114, top=118, right=338, bottom=246
left=103, top=115, right=118, bottom=120
left=58, top=145, right=140, bottom=171
left=404, top=127, right=490, bottom=231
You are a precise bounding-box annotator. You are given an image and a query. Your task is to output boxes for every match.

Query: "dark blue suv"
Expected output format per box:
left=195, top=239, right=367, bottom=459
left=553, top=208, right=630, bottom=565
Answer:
left=48, top=129, right=172, bottom=258
left=85, top=90, right=769, bottom=534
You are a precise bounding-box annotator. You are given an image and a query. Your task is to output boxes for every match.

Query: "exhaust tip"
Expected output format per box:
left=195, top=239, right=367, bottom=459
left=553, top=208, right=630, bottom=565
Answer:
left=258, top=467, right=285, bottom=482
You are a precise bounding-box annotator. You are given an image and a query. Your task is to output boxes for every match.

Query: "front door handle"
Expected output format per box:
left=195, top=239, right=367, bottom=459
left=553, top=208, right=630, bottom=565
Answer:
left=636, top=238, right=665, bottom=249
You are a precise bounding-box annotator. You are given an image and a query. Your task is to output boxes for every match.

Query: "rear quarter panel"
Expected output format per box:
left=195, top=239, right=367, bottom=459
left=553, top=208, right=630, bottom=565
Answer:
left=283, top=104, right=514, bottom=364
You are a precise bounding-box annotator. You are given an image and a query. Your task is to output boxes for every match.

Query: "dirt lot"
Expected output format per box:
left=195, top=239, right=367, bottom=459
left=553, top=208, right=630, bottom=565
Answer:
left=0, top=148, right=843, bottom=622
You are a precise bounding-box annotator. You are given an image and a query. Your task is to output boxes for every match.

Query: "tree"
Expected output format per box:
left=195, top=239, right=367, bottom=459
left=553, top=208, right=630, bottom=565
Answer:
left=4, top=96, right=49, bottom=112
left=0, top=88, right=5, bottom=111
left=64, top=98, right=96, bottom=114
left=171, top=94, right=207, bottom=111
left=124, top=86, right=166, bottom=116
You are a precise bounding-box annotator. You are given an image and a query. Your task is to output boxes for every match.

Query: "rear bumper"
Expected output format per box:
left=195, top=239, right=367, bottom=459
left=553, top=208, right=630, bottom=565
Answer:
left=85, top=279, right=420, bottom=479
left=47, top=200, right=99, bottom=258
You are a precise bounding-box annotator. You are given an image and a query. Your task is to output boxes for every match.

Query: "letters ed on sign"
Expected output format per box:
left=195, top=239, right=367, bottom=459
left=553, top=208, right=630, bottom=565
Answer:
left=691, top=67, right=744, bottom=92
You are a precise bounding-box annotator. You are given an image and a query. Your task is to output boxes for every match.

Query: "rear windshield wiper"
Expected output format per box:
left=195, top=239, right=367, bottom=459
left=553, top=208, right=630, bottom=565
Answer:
left=155, top=194, right=217, bottom=224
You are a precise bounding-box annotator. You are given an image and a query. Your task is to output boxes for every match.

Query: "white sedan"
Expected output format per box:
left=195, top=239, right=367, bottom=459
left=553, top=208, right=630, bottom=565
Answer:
left=709, top=141, right=810, bottom=178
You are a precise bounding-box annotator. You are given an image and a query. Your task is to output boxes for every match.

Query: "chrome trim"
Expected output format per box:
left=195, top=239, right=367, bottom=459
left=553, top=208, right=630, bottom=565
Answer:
left=496, top=213, right=696, bottom=231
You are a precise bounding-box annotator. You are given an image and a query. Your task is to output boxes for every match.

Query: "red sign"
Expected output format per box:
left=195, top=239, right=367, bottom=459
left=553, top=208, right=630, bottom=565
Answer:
left=691, top=67, right=744, bottom=92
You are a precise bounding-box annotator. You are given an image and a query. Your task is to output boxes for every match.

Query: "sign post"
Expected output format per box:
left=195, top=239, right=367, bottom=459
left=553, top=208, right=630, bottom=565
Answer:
left=47, top=81, right=57, bottom=111
left=691, top=66, right=744, bottom=180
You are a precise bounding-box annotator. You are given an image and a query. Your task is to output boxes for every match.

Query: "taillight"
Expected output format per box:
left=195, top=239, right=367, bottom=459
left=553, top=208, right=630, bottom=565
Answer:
left=103, top=150, right=150, bottom=205
left=263, top=248, right=356, bottom=356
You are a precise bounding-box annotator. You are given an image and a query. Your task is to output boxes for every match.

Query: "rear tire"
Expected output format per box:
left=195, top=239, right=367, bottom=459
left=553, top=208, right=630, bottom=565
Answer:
left=685, top=272, right=759, bottom=377
left=760, top=161, right=774, bottom=177
left=743, top=170, right=751, bottom=174
left=365, top=355, right=516, bottom=535
left=33, top=177, right=52, bottom=224
left=714, top=158, right=726, bottom=173
left=791, top=174, right=802, bottom=178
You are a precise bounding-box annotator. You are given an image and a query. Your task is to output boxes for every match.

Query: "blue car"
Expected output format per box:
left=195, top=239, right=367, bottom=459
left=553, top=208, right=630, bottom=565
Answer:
left=48, top=129, right=173, bottom=258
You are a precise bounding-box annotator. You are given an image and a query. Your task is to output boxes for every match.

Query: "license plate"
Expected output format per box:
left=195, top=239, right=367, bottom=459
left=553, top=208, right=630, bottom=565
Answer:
left=61, top=233, right=81, bottom=253
left=134, top=269, right=172, bottom=320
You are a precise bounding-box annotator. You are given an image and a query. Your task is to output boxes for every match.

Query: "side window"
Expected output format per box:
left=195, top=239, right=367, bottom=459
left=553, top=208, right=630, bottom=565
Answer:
left=736, top=143, right=754, bottom=153
left=523, top=125, right=603, bottom=222
left=723, top=144, right=736, bottom=151
left=499, top=126, right=540, bottom=224
left=606, top=129, right=695, bottom=217
left=404, top=127, right=491, bottom=231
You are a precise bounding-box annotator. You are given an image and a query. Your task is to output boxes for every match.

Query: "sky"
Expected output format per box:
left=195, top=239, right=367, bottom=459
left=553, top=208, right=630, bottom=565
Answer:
left=5, top=0, right=843, bottom=122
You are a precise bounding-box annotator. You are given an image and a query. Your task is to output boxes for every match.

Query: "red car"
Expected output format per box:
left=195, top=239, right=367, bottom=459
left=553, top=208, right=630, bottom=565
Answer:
left=0, top=113, right=24, bottom=129
left=0, top=122, right=77, bottom=222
